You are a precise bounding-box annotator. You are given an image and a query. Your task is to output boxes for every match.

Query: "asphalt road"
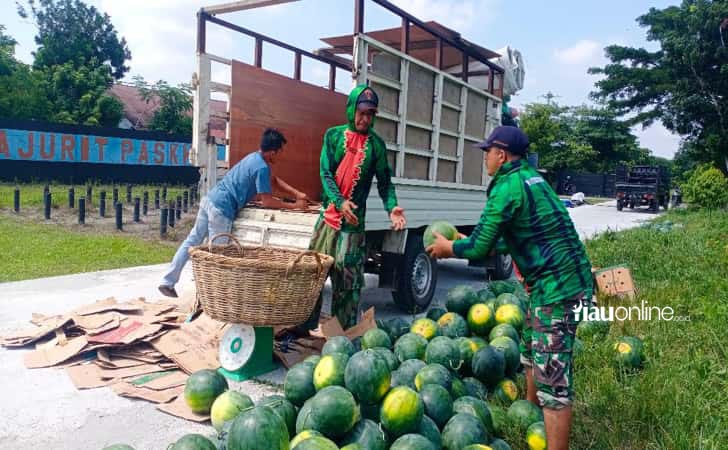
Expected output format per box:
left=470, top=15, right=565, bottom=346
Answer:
left=0, top=200, right=657, bottom=449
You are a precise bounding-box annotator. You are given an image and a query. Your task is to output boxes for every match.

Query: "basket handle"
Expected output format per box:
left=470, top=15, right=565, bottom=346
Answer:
left=285, top=250, right=324, bottom=279
left=208, top=233, right=244, bottom=255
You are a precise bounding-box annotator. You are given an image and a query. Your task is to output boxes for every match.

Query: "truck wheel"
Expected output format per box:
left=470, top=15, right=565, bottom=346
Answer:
left=489, top=253, right=514, bottom=280
left=617, top=200, right=624, bottom=211
left=391, top=232, right=437, bottom=313
left=649, top=199, right=659, bottom=213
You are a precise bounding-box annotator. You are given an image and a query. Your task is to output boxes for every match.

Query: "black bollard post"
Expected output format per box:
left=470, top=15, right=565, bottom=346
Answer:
left=86, top=185, right=92, bottom=205
left=162, top=186, right=167, bottom=203
left=13, top=187, right=19, bottom=213
left=183, top=191, right=189, bottom=213
left=68, top=187, right=75, bottom=209
left=168, top=202, right=175, bottom=228
left=44, top=192, right=51, bottom=220
left=142, top=191, right=149, bottom=216
left=112, top=187, right=119, bottom=205
left=115, top=202, right=123, bottom=230
left=133, top=197, right=140, bottom=223
left=190, top=186, right=196, bottom=206
left=126, top=184, right=132, bottom=203
left=154, top=189, right=160, bottom=209
left=176, top=196, right=182, bottom=219
left=78, top=198, right=86, bottom=224
left=160, top=206, right=168, bottom=237
left=43, top=184, right=49, bottom=196
left=99, top=191, right=106, bottom=217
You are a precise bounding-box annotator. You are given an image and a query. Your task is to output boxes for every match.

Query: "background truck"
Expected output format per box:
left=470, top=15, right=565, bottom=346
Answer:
left=190, top=0, right=525, bottom=312
left=615, top=164, right=671, bottom=212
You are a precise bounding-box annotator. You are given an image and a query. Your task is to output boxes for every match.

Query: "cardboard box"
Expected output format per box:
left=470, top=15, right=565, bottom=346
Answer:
left=594, top=265, right=636, bottom=299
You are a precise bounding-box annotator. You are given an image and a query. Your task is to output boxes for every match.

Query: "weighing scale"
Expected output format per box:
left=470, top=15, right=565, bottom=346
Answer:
left=218, top=324, right=277, bottom=381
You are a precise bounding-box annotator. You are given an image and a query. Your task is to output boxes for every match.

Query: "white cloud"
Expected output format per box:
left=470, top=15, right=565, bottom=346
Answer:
left=633, top=123, right=682, bottom=159
left=95, top=0, right=233, bottom=85
left=390, top=0, right=499, bottom=31
left=554, top=39, right=601, bottom=65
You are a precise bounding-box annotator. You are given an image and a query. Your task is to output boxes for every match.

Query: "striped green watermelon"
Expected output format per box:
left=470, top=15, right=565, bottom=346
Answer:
left=471, top=346, right=506, bottom=387
left=441, top=413, right=489, bottom=450
left=390, top=434, right=437, bottom=450
left=394, top=333, right=428, bottom=362
left=426, top=307, right=448, bottom=322
left=362, top=328, right=392, bottom=350
left=507, top=400, right=543, bottom=432
left=169, top=434, right=217, bottom=450
left=489, top=336, right=520, bottom=375
left=227, top=406, right=289, bottom=450
left=380, top=386, right=424, bottom=437
left=425, top=336, right=461, bottom=370
left=411, top=318, right=440, bottom=341
left=415, top=363, right=452, bottom=391
left=446, top=285, right=479, bottom=316
left=183, top=369, right=228, bottom=414
left=450, top=377, right=467, bottom=399
left=488, top=324, right=520, bottom=344
left=322, top=336, right=356, bottom=357
left=462, top=377, right=488, bottom=401
left=301, top=386, right=359, bottom=439
left=493, top=379, right=519, bottom=405
left=344, top=349, right=392, bottom=404
left=437, top=312, right=470, bottom=338
left=210, top=390, right=253, bottom=431
left=314, top=352, right=350, bottom=390
left=285, top=361, right=316, bottom=406
left=293, top=436, right=339, bottom=450
left=259, top=395, right=297, bottom=437
left=454, top=337, right=478, bottom=375
left=338, top=419, right=387, bottom=450
left=453, top=396, right=494, bottom=436
left=417, top=415, right=442, bottom=447
left=419, top=383, right=454, bottom=428
left=424, top=220, right=458, bottom=247
left=372, top=347, right=399, bottom=372
left=526, top=421, right=547, bottom=450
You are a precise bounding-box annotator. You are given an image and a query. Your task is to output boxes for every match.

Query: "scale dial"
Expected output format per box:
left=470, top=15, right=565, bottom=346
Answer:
left=219, top=324, right=256, bottom=371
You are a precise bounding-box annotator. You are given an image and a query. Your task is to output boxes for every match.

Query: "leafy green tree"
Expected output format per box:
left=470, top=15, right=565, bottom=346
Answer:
left=13, top=0, right=129, bottom=126
left=682, top=164, right=728, bottom=209
left=17, top=0, right=131, bottom=79
left=590, top=0, right=728, bottom=173
left=519, top=102, right=598, bottom=177
left=0, top=25, right=51, bottom=120
left=134, top=76, right=193, bottom=136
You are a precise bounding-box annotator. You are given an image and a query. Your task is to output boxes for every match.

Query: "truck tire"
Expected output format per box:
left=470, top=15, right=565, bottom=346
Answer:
left=489, top=253, right=514, bottom=280
left=649, top=199, right=659, bottom=213
left=391, top=232, right=437, bottom=313
left=616, top=199, right=624, bottom=211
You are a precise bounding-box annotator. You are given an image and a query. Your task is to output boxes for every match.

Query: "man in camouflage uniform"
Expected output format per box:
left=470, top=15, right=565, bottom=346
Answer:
left=303, top=85, right=406, bottom=329
left=427, top=126, right=592, bottom=450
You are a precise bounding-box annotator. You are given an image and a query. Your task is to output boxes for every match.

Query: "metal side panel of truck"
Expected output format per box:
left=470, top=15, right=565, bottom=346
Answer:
left=191, top=1, right=510, bottom=312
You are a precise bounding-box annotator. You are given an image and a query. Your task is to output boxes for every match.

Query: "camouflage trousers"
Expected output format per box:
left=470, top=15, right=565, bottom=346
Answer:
left=520, top=295, right=586, bottom=410
left=301, top=220, right=365, bottom=329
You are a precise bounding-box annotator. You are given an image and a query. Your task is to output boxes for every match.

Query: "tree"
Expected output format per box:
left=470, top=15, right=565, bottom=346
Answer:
left=134, top=76, right=193, bottom=136
left=17, top=0, right=131, bottom=79
left=13, top=0, right=128, bottom=126
left=520, top=102, right=597, bottom=177
left=0, top=25, right=51, bottom=120
left=590, top=0, right=728, bottom=173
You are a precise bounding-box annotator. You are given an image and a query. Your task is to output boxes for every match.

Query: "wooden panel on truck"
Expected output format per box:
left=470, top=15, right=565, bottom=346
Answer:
left=230, top=60, right=347, bottom=201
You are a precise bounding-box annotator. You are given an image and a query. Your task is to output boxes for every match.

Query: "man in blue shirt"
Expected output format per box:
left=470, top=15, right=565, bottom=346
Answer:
left=158, top=128, right=308, bottom=297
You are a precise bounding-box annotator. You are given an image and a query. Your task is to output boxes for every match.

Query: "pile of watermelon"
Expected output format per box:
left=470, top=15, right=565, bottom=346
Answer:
left=274, top=280, right=547, bottom=450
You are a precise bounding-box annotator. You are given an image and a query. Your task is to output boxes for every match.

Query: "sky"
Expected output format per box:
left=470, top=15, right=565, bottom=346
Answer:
left=1, top=0, right=682, bottom=158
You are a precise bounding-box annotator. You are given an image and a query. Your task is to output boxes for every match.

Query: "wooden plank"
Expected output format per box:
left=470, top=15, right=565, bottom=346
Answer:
left=229, top=60, right=347, bottom=201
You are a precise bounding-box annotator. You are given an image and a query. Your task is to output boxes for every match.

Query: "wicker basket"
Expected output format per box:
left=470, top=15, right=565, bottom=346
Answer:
left=189, top=233, right=333, bottom=326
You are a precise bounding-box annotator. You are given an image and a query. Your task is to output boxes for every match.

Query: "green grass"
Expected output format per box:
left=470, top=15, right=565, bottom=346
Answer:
left=0, top=214, right=177, bottom=282
left=565, top=208, right=728, bottom=449
left=0, top=182, right=193, bottom=209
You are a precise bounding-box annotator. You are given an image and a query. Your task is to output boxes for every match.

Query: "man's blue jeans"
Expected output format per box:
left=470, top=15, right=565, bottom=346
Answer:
left=160, top=197, right=233, bottom=288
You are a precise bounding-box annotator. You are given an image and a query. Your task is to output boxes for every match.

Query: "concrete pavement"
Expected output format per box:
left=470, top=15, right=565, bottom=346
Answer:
left=0, top=200, right=657, bottom=449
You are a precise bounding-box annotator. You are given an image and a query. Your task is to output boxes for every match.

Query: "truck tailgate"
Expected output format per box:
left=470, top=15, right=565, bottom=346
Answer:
left=231, top=207, right=319, bottom=250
